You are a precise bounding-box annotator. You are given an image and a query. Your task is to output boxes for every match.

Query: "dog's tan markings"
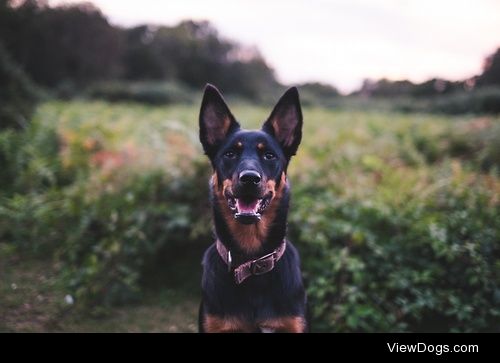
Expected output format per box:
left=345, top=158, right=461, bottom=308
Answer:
left=222, top=178, right=232, bottom=193
left=259, top=316, right=306, bottom=333
left=213, top=178, right=263, bottom=252
left=212, top=172, right=288, bottom=254
left=257, top=142, right=265, bottom=151
left=211, top=173, right=219, bottom=190
left=204, top=315, right=254, bottom=333
left=230, top=222, right=265, bottom=253
left=256, top=172, right=287, bottom=243
left=214, top=176, right=262, bottom=253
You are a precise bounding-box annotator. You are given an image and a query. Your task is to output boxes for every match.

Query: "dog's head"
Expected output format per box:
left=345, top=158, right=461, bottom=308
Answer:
left=199, top=84, right=302, bottom=225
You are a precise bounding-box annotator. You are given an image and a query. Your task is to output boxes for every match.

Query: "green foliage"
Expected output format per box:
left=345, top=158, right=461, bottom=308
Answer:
left=297, top=82, right=340, bottom=108
left=394, top=87, right=500, bottom=115
left=291, top=185, right=500, bottom=332
left=1, top=102, right=211, bottom=311
left=0, top=42, right=41, bottom=130
left=0, top=0, right=121, bottom=87
left=87, top=81, right=197, bottom=105
left=0, top=117, right=66, bottom=193
left=476, top=47, right=500, bottom=87
left=398, top=119, right=500, bottom=171
left=58, top=165, right=210, bottom=308
left=287, top=109, right=500, bottom=332
left=2, top=101, right=499, bottom=331
left=1, top=2, right=278, bottom=101
left=0, top=191, right=67, bottom=256
left=446, top=121, right=500, bottom=171
left=0, top=115, right=77, bottom=255
left=358, top=78, right=466, bottom=99
left=427, top=87, right=500, bottom=115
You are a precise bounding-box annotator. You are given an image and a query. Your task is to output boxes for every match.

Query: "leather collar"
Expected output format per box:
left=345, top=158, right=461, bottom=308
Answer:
left=215, top=239, right=287, bottom=284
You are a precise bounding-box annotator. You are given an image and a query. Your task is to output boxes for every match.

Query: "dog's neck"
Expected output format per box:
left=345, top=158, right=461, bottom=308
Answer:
left=211, top=183, right=290, bottom=259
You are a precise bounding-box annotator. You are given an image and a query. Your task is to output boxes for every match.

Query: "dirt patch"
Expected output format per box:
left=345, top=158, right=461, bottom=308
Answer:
left=0, top=257, right=199, bottom=333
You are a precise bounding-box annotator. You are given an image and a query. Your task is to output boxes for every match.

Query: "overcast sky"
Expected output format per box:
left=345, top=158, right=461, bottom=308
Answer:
left=50, top=0, right=500, bottom=93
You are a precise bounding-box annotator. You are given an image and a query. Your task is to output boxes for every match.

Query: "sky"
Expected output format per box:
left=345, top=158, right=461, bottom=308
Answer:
left=49, top=0, right=500, bottom=93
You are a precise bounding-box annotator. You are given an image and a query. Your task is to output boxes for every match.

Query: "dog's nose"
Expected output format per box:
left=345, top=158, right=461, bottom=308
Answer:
left=239, top=170, right=261, bottom=185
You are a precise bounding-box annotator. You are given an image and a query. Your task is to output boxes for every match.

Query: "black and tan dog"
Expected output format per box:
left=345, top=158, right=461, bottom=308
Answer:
left=198, top=84, right=308, bottom=333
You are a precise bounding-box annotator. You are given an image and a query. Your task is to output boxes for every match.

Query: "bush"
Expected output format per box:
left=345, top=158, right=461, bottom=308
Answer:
left=1, top=159, right=211, bottom=308
left=298, top=82, right=340, bottom=108
left=431, top=87, right=500, bottom=115
left=1, top=109, right=211, bottom=307
left=58, top=163, right=211, bottom=309
left=86, top=81, right=197, bottom=105
left=0, top=190, right=68, bottom=256
left=0, top=42, right=41, bottom=130
left=292, top=182, right=500, bottom=332
left=396, top=87, right=500, bottom=115
left=0, top=117, right=78, bottom=255
left=0, top=118, right=67, bottom=194
left=2, top=100, right=499, bottom=331
left=447, top=121, right=500, bottom=172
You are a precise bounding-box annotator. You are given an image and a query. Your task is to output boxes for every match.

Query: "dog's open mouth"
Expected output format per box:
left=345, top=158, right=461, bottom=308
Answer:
left=225, top=191, right=272, bottom=224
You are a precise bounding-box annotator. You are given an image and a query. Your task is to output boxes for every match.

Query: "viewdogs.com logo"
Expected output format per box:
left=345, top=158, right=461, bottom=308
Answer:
left=387, top=343, right=479, bottom=355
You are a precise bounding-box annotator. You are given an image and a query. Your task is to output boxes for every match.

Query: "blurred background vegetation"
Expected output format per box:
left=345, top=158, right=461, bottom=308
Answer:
left=0, top=0, right=499, bottom=332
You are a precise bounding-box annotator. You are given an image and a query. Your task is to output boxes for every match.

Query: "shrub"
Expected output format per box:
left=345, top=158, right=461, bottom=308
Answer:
left=61, top=161, right=211, bottom=308
left=86, top=81, right=197, bottom=105
left=0, top=118, right=70, bottom=194
left=0, top=118, right=78, bottom=256
left=0, top=190, right=68, bottom=256
left=445, top=121, right=500, bottom=172
left=431, top=87, right=500, bottom=115
left=396, top=87, right=500, bottom=115
left=291, top=177, right=500, bottom=332
left=3, top=100, right=499, bottom=331
left=297, top=82, right=340, bottom=108
left=0, top=43, right=41, bottom=130
left=1, top=159, right=211, bottom=308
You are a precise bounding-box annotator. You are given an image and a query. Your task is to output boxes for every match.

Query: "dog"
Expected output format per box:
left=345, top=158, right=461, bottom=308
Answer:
left=198, top=84, right=308, bottom=333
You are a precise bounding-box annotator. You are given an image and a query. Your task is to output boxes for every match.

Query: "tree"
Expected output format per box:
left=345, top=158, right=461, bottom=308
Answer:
left=297, top=82, right=340, bottom=107
left=355, top=78, right=414, bottom=97
left=0, top=1, right=281, bottom=100
left=0, top=0, right=122, bottom=87
left=122, top=20, right=279, bottom=100
left=122, top=25, right=165, bottom=80
left=476, top=48, right=500, bottom=87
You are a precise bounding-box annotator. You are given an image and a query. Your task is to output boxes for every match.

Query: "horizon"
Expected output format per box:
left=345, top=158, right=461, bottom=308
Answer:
left=49, top=0, right=500, bottom=93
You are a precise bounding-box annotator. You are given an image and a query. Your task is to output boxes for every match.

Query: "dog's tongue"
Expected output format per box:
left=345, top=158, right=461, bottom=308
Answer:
left=236, top=199, right=259, bottom=214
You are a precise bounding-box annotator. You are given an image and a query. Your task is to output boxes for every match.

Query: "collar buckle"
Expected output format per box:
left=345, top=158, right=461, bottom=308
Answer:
left=227, top=250, right=232, bottom=273
left=250, top=251, right=276, bottom=275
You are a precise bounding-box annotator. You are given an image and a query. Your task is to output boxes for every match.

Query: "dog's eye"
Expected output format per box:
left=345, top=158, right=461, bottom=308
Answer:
left=263, top=152, right=276, bottom=160
left=224, top=150, right=236, bottom=159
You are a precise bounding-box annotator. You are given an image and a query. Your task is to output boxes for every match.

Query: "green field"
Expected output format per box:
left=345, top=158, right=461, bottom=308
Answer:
left=1, top=101, right=499, bottom=332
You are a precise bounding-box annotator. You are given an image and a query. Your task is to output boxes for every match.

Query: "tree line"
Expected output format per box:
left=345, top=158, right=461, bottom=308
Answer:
left=0, top=0, right=283, bottom=101
left=0, top=0, right=499, bottom=103
left=355, top=48, right=500, bottom=98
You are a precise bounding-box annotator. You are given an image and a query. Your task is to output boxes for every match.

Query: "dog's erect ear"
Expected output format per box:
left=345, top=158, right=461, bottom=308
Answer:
left=199, top=84, right=240, bottom=156
left=262, top=87, right=302, bottom=157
